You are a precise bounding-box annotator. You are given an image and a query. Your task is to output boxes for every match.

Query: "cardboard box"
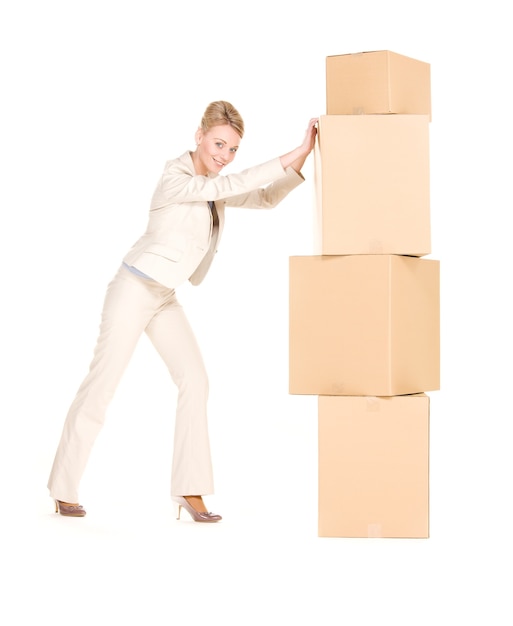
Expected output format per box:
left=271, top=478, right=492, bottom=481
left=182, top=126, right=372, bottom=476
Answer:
left=314, top=114, right=431, bottom=256
left=326, top=50, right=431, bottom=118
left=318, top=394, right=430, bottom=538
left=289, top=255, right=440, bottom=396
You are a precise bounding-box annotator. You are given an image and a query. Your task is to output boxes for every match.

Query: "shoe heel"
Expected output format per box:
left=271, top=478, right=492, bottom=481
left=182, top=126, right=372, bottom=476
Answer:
left=173, top=502, right=182, bottom=520
left=54, top=500, right=59, bottom=513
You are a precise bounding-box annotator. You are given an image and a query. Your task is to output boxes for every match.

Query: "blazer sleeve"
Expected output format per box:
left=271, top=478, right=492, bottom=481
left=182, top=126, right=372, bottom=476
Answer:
left=222, top=166, right=305, bottom=209
left=152, top=156, right=288, bottom=209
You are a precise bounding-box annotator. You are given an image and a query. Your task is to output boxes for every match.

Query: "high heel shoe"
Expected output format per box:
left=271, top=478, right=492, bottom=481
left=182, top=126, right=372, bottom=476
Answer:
left=172, top=496, right=222, bottom=523
left=54, top=500, right=87, bottom=517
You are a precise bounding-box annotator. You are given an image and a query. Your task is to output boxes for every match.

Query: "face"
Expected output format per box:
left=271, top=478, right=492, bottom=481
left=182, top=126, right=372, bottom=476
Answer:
left=193, top=124, right=241, bottom=175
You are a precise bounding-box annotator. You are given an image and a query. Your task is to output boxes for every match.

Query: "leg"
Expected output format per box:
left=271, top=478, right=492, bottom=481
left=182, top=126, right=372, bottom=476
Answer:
left=145, top=295, right=214, bottom=498
left=47, top=267, right=157, bottom=503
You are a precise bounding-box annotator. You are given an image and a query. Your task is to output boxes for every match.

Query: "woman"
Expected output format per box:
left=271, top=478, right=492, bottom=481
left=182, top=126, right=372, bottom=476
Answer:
left=48, top=101, right=318, bottom=522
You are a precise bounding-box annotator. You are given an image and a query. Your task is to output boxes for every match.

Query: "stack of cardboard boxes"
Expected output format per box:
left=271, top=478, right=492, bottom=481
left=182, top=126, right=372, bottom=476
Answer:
left=289, top=51, right=440, bottom=538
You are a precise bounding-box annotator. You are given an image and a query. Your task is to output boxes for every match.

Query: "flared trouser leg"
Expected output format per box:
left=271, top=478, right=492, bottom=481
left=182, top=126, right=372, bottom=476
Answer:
left=145, top=301, right=213, bottom=497
left=47, top=265, right=213, bottom=502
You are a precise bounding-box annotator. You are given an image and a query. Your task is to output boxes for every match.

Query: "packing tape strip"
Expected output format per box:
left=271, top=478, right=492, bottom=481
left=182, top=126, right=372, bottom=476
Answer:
left=365, top=396, right=380, bottom=412
left=367, top=523, right=383, bottom=538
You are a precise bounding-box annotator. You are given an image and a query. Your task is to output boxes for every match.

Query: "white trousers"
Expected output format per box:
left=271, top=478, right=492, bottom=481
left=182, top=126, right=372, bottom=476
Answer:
left=47, top=265, right=214, bottom=502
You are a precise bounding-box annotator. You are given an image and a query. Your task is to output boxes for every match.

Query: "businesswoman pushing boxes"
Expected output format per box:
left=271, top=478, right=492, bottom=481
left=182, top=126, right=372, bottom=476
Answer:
left=48, top=100, right=318, bottom=522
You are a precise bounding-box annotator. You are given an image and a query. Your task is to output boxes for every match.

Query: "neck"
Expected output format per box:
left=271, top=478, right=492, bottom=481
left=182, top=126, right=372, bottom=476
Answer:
left=191, top=150, right=207, bottom=176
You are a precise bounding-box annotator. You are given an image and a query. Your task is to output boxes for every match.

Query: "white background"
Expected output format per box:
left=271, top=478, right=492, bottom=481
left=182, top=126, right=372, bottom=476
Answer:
left=1, top=1, right=512, bottom=624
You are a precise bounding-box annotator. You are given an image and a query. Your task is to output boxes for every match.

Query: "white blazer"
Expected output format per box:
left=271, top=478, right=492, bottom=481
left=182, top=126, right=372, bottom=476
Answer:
left=123, top=150, right=304, bottom=288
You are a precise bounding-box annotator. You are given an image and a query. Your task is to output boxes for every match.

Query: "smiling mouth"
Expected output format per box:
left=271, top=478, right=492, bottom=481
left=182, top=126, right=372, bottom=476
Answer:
left=212, top=158, right=225, bottom=166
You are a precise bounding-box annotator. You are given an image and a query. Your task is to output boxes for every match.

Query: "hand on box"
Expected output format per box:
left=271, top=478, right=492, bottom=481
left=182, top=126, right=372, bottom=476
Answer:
left=280, top=117, right=319, bottom=173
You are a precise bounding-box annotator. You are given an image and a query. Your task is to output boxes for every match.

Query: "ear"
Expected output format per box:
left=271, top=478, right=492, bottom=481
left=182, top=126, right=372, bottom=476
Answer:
left=194, top=128, right=203, bottom=146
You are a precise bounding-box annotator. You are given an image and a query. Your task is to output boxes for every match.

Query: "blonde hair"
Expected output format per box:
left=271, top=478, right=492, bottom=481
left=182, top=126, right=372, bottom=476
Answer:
left=200, top=101, right=245, bottom=139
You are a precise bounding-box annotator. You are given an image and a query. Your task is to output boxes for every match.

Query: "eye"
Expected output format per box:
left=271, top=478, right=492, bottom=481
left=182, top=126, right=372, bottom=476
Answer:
left=229, top=147, right=238, bottom=153
left=215, top=142, right=224, bottom=148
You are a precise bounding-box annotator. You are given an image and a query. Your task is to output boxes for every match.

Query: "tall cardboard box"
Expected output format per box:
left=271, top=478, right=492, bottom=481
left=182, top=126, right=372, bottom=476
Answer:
left=314, top=114, right=431, bottom=256
left=318, top=394, right=430, bottom=538
left=326, top=50, right=431, bottom=118
left=289, top=254, right=440, bottom=396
